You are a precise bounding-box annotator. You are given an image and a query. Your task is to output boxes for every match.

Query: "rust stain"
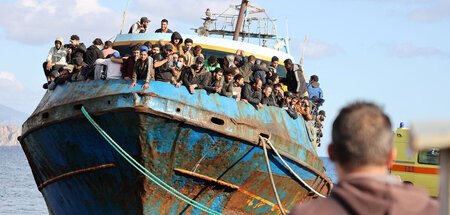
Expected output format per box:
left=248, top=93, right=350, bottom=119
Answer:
left=38, top=163, right=115, bottom=190
left=174, top=168, right=239, bottom=190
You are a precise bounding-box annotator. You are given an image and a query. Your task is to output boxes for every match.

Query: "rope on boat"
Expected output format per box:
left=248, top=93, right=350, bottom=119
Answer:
left=259, top=136, right=327, bottom=198
left=81, top=106, right=222, bottom=215
left=261, top=136, right=287, bottom=215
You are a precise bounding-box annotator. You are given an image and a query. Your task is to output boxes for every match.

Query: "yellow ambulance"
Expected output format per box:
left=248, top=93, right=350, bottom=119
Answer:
left=390, top=124, right=440, bottom=197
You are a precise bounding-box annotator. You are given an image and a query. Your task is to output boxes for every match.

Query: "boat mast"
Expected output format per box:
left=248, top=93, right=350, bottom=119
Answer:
left=233, top=0, right=249, bottom=41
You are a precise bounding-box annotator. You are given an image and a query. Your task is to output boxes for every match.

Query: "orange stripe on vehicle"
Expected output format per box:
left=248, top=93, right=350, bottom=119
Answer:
left=391, top=164, right=439, bottom=175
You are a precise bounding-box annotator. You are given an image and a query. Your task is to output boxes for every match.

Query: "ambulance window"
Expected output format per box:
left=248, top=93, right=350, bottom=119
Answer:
left=418, top=149, right=439, bottom=165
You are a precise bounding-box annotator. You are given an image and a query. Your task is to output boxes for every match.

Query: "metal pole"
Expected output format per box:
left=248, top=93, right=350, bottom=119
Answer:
left=233, top=0, right=248, bottom=41
left=119, top=0, right=131, bottom=34
left=441, top=149, right=449, bottom=215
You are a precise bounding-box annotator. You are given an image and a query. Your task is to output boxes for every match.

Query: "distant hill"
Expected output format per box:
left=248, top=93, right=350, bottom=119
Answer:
left=0, top=125, right=21, bottom=146
left=0, top=104, right=28, bottom=126
left=0, top=104, right=28, bottom=146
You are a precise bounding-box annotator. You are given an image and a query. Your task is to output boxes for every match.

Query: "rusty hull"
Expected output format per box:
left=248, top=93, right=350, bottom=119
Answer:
left=20, top=80, right=331, bottom=214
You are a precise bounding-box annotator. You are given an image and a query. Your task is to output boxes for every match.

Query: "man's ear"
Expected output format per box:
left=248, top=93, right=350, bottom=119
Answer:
left=328, top=143, right=334, bottom=161
left=387, top=147, right=397, bottom=168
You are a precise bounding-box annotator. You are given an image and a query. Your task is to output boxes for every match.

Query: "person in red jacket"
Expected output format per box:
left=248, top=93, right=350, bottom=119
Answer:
left=290, top=102, right=439, bottom=215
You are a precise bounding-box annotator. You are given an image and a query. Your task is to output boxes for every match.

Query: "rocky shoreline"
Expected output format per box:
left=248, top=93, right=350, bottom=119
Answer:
left=0, top=125, right=21, bottom=146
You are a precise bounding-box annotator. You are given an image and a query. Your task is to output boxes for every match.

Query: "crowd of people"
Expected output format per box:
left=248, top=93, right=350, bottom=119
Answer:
left=42, top=17, right=326, bottom=143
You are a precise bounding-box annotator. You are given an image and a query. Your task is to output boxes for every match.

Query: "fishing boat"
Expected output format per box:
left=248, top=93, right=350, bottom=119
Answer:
left=20, top=1, right=331, bottom=214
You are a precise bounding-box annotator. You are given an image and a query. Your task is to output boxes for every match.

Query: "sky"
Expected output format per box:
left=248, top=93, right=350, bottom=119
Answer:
left=0, top=0, right=449, bottom=156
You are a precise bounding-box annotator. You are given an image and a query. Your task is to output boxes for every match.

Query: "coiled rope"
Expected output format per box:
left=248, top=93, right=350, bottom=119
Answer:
left=81, top=106, right=221, bottom=215
left=259, top=136, right=326, bottom=198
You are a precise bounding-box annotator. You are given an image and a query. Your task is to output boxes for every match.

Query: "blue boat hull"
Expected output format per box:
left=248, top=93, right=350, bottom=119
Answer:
left=20, top=80, right=331, bottom=214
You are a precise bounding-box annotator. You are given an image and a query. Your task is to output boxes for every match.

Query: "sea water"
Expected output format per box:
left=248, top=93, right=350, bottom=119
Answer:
left=0, top=146, right=338, bottom=214
left=0, top=147, right=48, bottom=214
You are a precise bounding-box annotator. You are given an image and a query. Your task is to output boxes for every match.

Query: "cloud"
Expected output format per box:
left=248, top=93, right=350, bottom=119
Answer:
left=292, top=39, right=343, bottom=59
left=364, top=0, right=450, bottom=22
left=0, top=71, right=42, bottom=114
left=407, top=0, right=450, bottom=22
left=133, top=0, right=233, bottom=24
left=0, top=71, right=25, bottom=91
left=390, top=44, right=449, bottom=58
left=0, top=0, right=123, bottom=45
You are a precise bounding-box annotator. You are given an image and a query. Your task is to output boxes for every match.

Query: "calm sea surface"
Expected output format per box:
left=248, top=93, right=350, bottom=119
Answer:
left=0, top=146, right=337, bottom=214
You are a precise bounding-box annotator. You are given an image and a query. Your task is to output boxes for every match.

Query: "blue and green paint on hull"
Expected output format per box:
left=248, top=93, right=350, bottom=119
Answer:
left=20, top=80, right=331, bottom=214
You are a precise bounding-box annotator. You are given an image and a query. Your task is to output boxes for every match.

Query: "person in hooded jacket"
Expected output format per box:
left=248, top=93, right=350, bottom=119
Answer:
left=307, top=75, right=323, bottom=99
left=167, top=32, right=184, bottom=55
left=43, top=37, right=67, bottom=82
left=284, top=58, right=307, bottom=96
left=290, top=102, right=439, bottom=215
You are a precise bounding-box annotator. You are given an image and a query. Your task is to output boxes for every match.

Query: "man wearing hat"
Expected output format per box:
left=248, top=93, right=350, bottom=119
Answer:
left=71, top=57, right=88, bottom=82
left=129, top=17, right=150, bottom=34
left=183, top=56, right=211, bottom=94
left=154, top=44, right=175, bottom=83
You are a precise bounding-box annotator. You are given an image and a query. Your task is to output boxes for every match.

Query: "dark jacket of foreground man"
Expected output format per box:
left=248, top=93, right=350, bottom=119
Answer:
left=290, top=175, right=439, bottom=215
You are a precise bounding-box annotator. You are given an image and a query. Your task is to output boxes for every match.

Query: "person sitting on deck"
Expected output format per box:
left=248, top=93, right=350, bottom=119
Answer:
left=101, top=41, right=118, bottom=58
left=232, top=74, right=244, bottom=101
left=204, top=68, right=223, bottom=94
left=290, top=102, right=439, bottom=215
left=307, top=75, right=323, bottom=99
left=183, top=38, right=195, bottom=66
left=121, top=46, right=140, bottom=80
left=261, top=84, right=276, bottom=107
left=241, top=78, right=263, bottom=109
left=43, top=37, right=67, bottom=83
left=129, top=46, right=153, bottom=90
left=204, top=55, right=221, bottom=72
left=166, top=32, right=184, bottom=55
left=46, top=67, right=72, bottom=90
left=239, top=55, right=268, bottom=83
left=284, top=58, right=307, bottom=96
left=70, top=57, right=88, bottom=82
left=129, top=17, right=150, bottom=34
left=183, top=56, right=210, bottom=94
left=220, top=71, right=234, bottom=97
left=66, top=35, right=86, bottom=65
left=172, top=55, right=188, bottom=88
left=155, top=19, right=173, bottom=33
left=154, top=44, right=175, bottom=83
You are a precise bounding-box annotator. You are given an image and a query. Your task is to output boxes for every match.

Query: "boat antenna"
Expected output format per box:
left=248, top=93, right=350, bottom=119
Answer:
left=300, top=35, right=307, bottom=66
left=233, top=0, right=249, bottom=41
left=284, top=19, right=291, bottom=54
left=119, top=0, right=131, bottom=34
